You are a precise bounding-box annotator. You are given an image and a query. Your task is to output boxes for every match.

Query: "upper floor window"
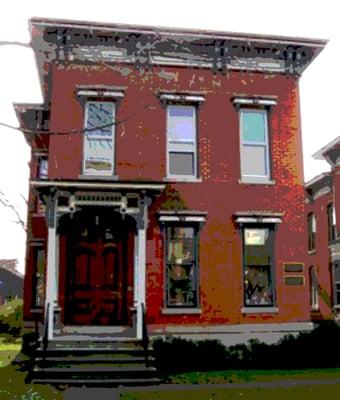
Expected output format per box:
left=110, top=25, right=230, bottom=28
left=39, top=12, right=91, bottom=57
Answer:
left=167, top=105, right=197, bottom=179
left=307, top=213, right=316, bottom=252
left=38, top=157, right=48, bottom=180
left=83, top=101, right=115, bottom=176
left=327, top=203, right=336, bottom=243
left=239, top=109, right=270, bottom=183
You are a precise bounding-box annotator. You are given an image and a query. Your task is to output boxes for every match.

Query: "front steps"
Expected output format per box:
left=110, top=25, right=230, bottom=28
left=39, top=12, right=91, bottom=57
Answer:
left=26, top=339, right=161, bottom=387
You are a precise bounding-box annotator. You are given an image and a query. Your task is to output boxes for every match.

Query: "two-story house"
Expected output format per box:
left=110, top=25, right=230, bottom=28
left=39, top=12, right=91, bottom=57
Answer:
left=15, top=18, right=327, bottom=356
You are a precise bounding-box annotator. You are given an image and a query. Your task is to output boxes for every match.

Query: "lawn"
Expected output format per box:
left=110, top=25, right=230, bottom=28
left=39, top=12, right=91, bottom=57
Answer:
left=0, top=336, right=62, bottom=400
left=120, top=384, right=340, bottom=400
left=2, top=337, right=340, bottom=400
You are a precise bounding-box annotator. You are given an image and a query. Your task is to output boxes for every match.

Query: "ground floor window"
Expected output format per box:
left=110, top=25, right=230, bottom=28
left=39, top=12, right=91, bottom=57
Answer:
left=243, top=227, right=274, bottom=306
left=333, top=262, right=340, bottom=306
left=32, top=246, right=45, bottom=308
left=309, top=266, right=319, bottom=310
left=165, top=226, right=199, bottom=307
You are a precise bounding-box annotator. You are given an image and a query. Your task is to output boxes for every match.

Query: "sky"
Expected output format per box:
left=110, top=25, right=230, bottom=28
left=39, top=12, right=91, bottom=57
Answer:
left=0, top=0, right=338, bottom=273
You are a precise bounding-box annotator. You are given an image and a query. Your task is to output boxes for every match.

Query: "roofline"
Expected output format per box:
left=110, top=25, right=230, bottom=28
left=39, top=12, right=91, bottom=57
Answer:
left=313, top=136, right=340, bottom=160
left=305, top=172, right=331, bottom=188
left=29, top=17, right=328, bottom=48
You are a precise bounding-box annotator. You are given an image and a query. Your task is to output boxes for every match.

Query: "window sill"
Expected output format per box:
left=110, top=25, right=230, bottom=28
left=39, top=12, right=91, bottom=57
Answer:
left=238, top=178, right=276, bottom=185
left=78, top=174, right=119, bottom=181
left=163, top=177, right=203, bottom=183
left=308, top=249, right=316, bottom=255
left=161, top=308, right=202, bottom=315
left=241, top=307, right=279, bottom=314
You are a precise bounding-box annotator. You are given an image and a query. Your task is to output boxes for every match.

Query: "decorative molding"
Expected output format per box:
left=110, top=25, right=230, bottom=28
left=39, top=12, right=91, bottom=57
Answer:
left=159, top=93, right=205, bottom=103
left=241, top=307, right=279, bottom=314
left=232, top=97, right=277, bottom=107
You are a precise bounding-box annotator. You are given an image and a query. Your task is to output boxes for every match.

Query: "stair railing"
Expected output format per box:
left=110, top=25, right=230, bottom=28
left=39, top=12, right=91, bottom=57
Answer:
left=42, top=302, right=50, bottom=363
left=141, top=302, right=149, bottom=366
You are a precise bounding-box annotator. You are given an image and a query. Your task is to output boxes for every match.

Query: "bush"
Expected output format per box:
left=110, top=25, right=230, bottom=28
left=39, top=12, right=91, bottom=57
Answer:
left=152, top=320, right=340, bottom=374
left=0, top=298, right=23, bottom=337
left=152, top=337, right=228, bottom=374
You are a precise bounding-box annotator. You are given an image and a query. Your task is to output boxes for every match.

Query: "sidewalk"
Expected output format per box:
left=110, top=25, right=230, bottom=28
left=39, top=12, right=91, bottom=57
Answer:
left=63, top=377, right=340, bottom=399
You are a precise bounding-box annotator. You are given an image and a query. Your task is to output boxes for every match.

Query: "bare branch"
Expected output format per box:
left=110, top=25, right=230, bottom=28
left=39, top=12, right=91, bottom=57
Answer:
left=0, top=41, right=31, bottom=48
left=0, top=190, right=26, bottom=232
left=0, top=104, right=154, bottom=136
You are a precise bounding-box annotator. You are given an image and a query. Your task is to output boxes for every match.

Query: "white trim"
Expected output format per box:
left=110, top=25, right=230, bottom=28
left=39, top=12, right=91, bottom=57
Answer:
left=241, top=307, right=279, bottom=314
left=77, top=89, right=125, bottom=99
left=161, top=308, right=202, bottom=315
left=233, top=97, right=277, bottom=106
left=158, top=215, right=206, bottom=223
left=160, top=93, right=205, bottom=103
left=235, top=217, right=282, bottom=224
left=30, top=180, right=166, bottom=191
left=149, top=322, right=314, bottom=334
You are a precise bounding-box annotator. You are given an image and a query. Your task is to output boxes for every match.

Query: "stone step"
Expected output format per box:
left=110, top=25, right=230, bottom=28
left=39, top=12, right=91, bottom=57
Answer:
left=34, top=355, right=154, bottom=364
left=31, top=377, right=162, bottom=387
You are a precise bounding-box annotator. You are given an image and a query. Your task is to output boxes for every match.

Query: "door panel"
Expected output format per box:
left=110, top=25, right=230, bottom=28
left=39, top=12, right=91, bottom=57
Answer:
left=67, top=240, right=124, bottom=325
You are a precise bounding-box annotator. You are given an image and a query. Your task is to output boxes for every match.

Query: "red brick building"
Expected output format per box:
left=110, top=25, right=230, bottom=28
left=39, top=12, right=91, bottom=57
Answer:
left=15, top=18, right=327, bottom=348
left=305, top=137, right=340, bottom=321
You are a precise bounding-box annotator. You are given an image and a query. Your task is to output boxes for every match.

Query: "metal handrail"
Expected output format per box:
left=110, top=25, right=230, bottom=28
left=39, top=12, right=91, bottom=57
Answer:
left=141, top=302, right=149, bottom=366
left=42, top=302, right=50, bottom=362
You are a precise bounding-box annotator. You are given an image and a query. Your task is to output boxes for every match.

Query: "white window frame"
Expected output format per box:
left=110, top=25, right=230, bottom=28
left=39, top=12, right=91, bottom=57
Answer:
left=166, top=105, right=198, bottom=180
left=239, top=108, right=271, bottom=184
left=83, top=101, right=116, bottom=176
left=310, top=266, right=319, bottom=311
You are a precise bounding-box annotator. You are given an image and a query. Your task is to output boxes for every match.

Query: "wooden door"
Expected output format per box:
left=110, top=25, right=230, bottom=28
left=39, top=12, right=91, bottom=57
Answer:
left=67, top=239, right=124, bottom=325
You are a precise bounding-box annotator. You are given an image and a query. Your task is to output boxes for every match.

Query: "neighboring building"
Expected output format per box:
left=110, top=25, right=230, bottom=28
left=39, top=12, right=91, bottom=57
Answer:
left=15, top=17, right=327, bottom=351
left=305, top=137, right=340, bottom=320
left=0, top=259, right=23, bottom=304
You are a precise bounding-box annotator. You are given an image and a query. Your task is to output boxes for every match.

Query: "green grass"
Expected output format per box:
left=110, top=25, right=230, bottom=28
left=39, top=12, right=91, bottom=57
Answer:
left=0, top=336, right=62, bottom=400
left=120, top=384, right=340, bottom=400
left=168, top=368, right=340, bottom=384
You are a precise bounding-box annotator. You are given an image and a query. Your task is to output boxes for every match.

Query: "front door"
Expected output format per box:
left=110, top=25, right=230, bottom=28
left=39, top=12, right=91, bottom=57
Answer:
left=64, top=209, right=130, bottom=325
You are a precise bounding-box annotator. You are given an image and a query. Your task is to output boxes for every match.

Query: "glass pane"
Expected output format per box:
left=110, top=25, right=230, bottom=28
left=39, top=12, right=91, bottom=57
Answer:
left=334, top=263, right=340, bottom=281
left=38, top=159, right=48, bottom=179
left=241, top=145, right=267, bottom=177
left=241, top=110, right=266, bottom=142
left=244, top=229, right=268, bottom=246
left=244, top=265, right=273, bottom=306
left=167, top=227, right=195, bottom=263
left=169, top=152, right=194, bottom=176
left=35, top=249, right=45, bottom=307
left=168, top=106, right=195, bottom=142
left=86, top=102, right=115, bottom=139
left=167, top=263, right=196, bottom=306
left=84, top=139, right=113, bottom=172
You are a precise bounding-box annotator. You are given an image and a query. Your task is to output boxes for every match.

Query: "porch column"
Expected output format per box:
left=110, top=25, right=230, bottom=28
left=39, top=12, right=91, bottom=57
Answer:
left=135, top=196, right=149, bottom=340
left=44, top=189, right=58, bottom=340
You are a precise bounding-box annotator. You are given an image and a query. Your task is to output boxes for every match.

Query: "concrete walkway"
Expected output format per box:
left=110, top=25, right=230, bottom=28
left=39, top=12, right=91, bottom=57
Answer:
left=63, top=377, right=340, bottom=399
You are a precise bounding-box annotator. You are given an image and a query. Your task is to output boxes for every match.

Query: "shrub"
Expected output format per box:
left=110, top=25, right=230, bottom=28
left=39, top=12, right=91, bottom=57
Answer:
left=152, top=337, right=228, bottom=374
left=0, top=298, right=23, bottom=337
left=152, top=320, right=340, bottom=373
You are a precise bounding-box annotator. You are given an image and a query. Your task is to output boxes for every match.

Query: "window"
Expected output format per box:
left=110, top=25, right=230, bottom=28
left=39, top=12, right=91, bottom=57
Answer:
left=32, top=247, right=45, bottom=308
left=239, top=109, right=270, bottom=183
left=38, top=158, right=48, bottom=179
left=243, top=227, right=274, bottom=306
left=307, top=213, right=316, bottom=252
left=309, top=266, right=319, bottom=310
left=333, top=262, right=340, bottom=307
left=167, top=105, right=197, bottom=179
left=83, top=101, right=115, bottom=176
left=327, top=203, right=336, bottom=243
left=165, top=226, right=199, bottom=307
